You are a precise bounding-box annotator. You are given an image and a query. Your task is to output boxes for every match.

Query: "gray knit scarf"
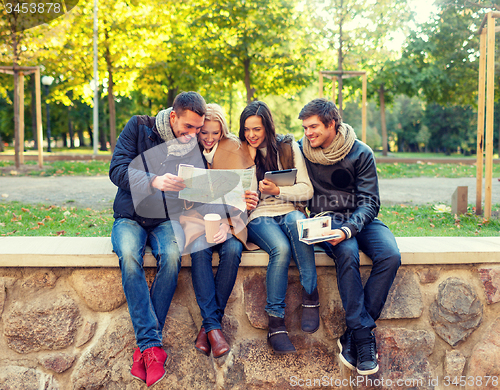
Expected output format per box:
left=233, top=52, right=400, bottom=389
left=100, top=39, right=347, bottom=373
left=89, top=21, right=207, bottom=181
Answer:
left=155, top=108, right=198, bottom=156
left=301, top=122, right=357, bottom=165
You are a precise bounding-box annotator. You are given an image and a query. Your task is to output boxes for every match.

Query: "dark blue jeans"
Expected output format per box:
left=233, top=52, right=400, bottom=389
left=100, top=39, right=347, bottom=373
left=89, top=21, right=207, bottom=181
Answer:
left=247, top=210, right=318, bottom=318
left=320, top=218, right=401, bottom=330
left=111, top=218, right=185, bottom=352
left=190, top=234, right=243, bottom=333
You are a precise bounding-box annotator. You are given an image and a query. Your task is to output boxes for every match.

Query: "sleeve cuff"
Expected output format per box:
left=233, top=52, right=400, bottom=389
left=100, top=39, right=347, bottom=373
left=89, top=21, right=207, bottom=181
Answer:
left=342, top=223, right=358, bottom=238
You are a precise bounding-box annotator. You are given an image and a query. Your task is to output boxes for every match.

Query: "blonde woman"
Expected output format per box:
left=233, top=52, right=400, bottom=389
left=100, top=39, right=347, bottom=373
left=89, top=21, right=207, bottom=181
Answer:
left=181, top=103, right=258, bottom=358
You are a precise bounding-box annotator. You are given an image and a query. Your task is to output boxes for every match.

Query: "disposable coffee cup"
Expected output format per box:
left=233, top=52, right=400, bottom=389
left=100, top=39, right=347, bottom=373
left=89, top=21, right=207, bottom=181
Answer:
left=204, top=213, right=221, bottom=243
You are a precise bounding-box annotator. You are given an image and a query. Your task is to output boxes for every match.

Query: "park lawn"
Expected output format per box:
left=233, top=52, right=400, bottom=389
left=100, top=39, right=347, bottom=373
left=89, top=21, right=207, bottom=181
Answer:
left=0, top=202, right=113, bottom=237
left=0, top=160, right=110, bottom=176
left=1, top=202, right=498, bottom=237
left=1, top=160, right=500, bottom=178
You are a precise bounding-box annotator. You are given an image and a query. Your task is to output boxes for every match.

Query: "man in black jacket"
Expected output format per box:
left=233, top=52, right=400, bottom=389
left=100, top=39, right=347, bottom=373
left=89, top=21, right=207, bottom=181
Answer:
left=298, top=98, right=401, bottom=376
left=109, top=91, right=206, bottom=387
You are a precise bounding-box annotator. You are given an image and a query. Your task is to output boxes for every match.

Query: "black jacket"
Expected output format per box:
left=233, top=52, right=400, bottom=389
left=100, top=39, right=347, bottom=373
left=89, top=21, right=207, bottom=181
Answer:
left=109, top=115, right=205, bottom=229
left=298, top=139, right=380, bottom=237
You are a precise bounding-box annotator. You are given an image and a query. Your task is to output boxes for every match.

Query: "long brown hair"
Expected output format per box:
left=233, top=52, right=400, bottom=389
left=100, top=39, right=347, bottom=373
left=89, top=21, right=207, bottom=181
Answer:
left=239, top=101, right=279, bottom=181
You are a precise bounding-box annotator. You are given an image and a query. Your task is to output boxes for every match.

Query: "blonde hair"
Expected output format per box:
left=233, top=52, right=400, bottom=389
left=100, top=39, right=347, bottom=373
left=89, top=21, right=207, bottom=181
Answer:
left=205, top=103, right=240, bottom=143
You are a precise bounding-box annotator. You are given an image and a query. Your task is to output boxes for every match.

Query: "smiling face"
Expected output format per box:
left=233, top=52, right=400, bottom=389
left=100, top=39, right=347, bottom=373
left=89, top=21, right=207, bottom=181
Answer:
left=244, top=115, right=266, bottom=149
left=302, top=114, right=336, bottom=149
left=170, top=109, right=205, bottom=144
left=199, top=120, right=222, bottom=152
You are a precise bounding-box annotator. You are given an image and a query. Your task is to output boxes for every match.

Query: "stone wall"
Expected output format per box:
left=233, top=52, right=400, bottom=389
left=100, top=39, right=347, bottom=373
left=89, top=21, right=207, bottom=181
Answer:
left=1, top=264, right=500, bottom=390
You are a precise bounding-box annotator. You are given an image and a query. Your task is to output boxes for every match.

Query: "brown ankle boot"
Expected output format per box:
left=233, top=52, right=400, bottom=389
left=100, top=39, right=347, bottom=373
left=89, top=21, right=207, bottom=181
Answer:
left=194, top=327, right=210, bottom=356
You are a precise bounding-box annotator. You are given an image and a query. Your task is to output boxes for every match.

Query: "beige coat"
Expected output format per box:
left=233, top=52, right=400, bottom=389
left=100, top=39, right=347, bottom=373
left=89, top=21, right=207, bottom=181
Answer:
left=180, top=138, right=258, bottom=251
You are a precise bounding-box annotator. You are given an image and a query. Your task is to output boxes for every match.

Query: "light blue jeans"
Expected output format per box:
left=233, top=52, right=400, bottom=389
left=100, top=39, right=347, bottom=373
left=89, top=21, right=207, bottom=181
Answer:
left=111, top=218, right=185, bottom=352
left=247, top=210, right=318, bottom=318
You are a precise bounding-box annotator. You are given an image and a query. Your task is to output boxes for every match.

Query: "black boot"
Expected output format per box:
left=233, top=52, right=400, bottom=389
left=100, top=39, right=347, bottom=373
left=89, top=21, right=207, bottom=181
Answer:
left=353, top=328, right=379, bottom=375
left=267, top=315, right=296, bottom=354
left=301, top=287, right=320, bottom=333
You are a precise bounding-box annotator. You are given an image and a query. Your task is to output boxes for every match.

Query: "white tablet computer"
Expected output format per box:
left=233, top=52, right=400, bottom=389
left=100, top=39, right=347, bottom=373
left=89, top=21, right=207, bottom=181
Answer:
left=264, top=168, right=297, bottom=186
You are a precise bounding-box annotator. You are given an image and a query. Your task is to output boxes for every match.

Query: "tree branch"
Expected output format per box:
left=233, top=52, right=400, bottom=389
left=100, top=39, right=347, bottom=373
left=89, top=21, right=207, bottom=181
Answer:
left=465, top=1, right=500, bottom=11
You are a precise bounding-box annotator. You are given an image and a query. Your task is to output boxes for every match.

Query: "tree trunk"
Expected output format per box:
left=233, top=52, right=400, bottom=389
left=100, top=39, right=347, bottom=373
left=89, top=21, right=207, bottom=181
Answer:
left=68, top=110, right=75, bottom=149
left=379, top=84, right=388, bottom=156
left=104, top=37, right=116, bottom=152
left=0, top=132, right=4, bottom=152
left=62, top=132, right=68, bottom=148
left=244, top=58, right=255, bottom=104
left=77, top=129, right=86, bottom=147
left=30, top=74, right=37, bottom=149
left=87, top=125, right=93, bottom=146
left=12, top=32, right=20, bottom=169
left=99, top=126, right=107, bottom=151
left=167, top=87, right=177, bottom=108
left=337, top=0, right=344, bottom=117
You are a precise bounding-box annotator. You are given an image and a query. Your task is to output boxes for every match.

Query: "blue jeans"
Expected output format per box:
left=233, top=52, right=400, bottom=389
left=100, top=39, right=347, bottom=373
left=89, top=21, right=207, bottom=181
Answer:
left=111, top=218, right=185, bottom=352
left=190, top=234, right=243, bottom=333
left=320, top=218, right=401, bottom=331
left=247, top=210, right=318, bottom=318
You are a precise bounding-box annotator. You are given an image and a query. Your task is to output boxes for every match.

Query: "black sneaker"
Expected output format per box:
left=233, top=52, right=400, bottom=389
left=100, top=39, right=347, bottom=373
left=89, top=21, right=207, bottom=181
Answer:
left=337, top=329, right=357, bottom=370
left=353, top=328, right=379, bottom=375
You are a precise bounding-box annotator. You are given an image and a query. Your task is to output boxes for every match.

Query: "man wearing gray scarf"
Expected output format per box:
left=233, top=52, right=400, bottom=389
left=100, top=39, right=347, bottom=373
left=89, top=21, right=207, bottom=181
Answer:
left=298, top=98, right=401, bottom=376
left=109, top=91, right=206, bottom=387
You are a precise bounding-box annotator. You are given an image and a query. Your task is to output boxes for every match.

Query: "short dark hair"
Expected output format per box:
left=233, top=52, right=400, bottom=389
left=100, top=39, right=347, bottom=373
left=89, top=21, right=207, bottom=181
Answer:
left=298, top=98, right=342, bottom=130
left=173, top=91, right=207, bottom=117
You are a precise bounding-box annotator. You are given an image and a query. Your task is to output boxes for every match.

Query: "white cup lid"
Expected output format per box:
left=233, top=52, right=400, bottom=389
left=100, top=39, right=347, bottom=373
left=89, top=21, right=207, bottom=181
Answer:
left=204, top=213, right=221, bottom=221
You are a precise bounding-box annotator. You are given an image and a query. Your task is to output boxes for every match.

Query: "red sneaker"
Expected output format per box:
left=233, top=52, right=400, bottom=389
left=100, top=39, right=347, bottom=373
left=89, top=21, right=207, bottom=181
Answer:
left=130, top=347, right=146, bottom=382
left=143, top=346, right=167, bottom=387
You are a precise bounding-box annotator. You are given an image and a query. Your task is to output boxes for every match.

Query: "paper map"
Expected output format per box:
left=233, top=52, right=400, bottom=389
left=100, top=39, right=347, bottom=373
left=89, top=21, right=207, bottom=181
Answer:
left=178, top=165, right=256, bottom=212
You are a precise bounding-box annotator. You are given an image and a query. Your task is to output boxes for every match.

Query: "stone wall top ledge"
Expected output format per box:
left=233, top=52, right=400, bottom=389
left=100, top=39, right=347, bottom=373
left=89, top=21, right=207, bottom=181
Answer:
left=0, top=236, right=499, bottom=268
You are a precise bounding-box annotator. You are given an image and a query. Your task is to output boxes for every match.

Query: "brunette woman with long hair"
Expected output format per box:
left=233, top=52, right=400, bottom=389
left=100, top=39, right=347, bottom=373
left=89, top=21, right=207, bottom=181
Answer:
left=239, top=101, right=319, bottom=354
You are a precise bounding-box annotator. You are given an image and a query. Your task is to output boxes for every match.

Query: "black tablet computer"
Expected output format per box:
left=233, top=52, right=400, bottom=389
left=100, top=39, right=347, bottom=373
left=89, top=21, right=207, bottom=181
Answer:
left=264, top=168, right=297, bottom=186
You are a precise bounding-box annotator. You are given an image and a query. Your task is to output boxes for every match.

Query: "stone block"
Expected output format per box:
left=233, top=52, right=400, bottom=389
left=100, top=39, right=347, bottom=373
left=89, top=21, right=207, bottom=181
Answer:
left=358, top=328, right=435, bottom=390
left=40, top=353, right=76, bottom=373
left=0, top=366, right=60, bottom=390
left=162, top=303, right=217, bottom=389
left=71, top=311, right=136, bottom=389
left=318, top=273, right=345, bottom=340
left=22, top=269, right=57, bottom=289
left=478, top=266, right=500, bottom=304
left=69, top=269, right=126, bottom=312
left=4, top=294, right=79, bottom=353
left=467, top=316, right=500, bottom=389
left=226, top=337, right=339, bottom=389
left=244, top=272, right=267, bottom=329
left=429, top=277, right=483, bottom=346
left=451, top=186, right=468, bottom=215
left=444, top=350, right=466, bottom=378
left=75, top=320, right=97, bottom=348
left=416, top=267, right=441, bottom=284
left=380, top=269, right=423, bottom=319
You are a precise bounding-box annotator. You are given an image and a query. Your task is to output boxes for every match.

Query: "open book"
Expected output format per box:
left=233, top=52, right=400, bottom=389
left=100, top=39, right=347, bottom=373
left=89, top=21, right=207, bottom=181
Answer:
left=296, top=216, right=341, bottom=245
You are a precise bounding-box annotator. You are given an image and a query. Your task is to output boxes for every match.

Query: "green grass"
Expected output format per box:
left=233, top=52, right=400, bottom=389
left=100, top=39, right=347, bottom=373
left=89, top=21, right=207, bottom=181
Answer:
left=1, top=202, right=498, bottom=237
left=377, top=204, right=500, bottom=236
left=0, top=202, right=113, bottom=237
left=0, top=160, right=110, bottom=176
left=1, top=159, right=500, bottom=179
left=376, top=162, right=500, bottom=179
